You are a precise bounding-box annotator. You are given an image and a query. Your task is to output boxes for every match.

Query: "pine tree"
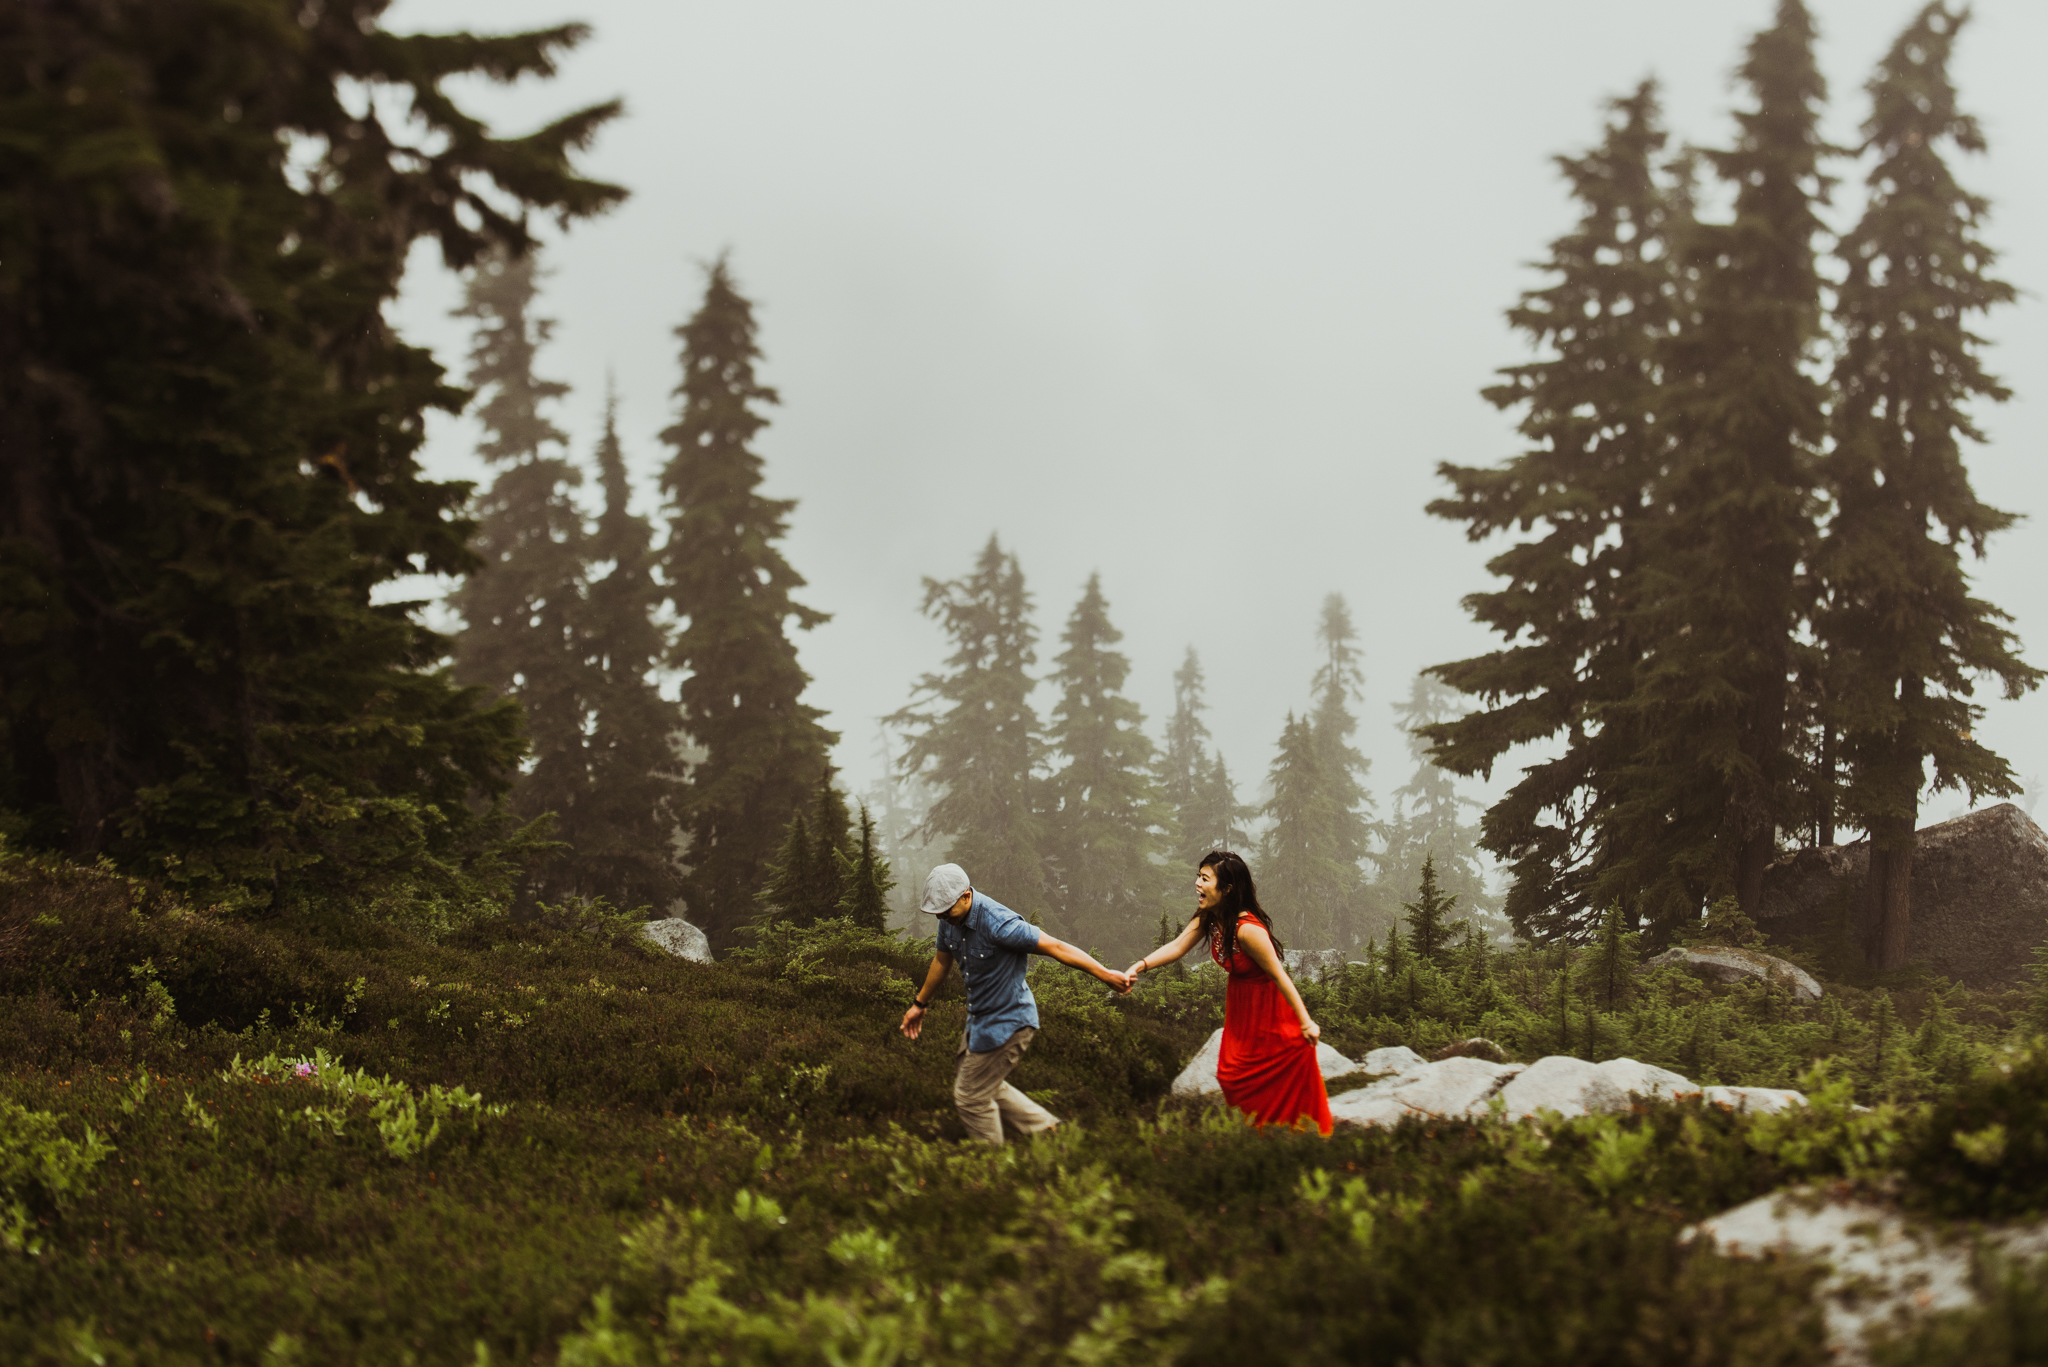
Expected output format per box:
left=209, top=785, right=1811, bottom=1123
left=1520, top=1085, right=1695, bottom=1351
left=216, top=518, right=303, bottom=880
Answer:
left=1425, top=82, right=1690, bottom=943
left=1261, top=598, right=1375, bottom=950
left=1042, top=574, right=1170, bottom=951
left=888, top=537, right=1047, bottom=911
left=836, top=804, right=896, bottom=933
left=1817, top=3, right=2040, bottom=972
left=446, top=249, right=592, bottom=866
left=1158, top=648, right=1214, bottom=866
left=657, top=259, right=837, bottom=949
left=1309, top=595, right=1377, bottom=878
left=1595, top=902, right=1636, bottom=1011
left=752, top=811, right=812, bottom=934
left=1260, top=712, right=1351, bottom=950
left=1613, top=0, right=1834, bottom=933
left=801, top=774, right=854, bottom=923
left=1379, top=673, right=1497, bottom=929
left=567, top=386, right=689, bottom=915
left=752, top=772, right=854, bottom=931
left=1401, top=854, right=1458, bottom=967
left=0, top=2, right=622, bottom=906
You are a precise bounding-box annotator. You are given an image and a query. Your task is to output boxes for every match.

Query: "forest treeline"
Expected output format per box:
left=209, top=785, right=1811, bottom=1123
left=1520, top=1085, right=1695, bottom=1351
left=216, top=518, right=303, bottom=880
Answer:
left=0, top=0, right=2031, bottom=975
left=439, top=245, right=1494, bottom=958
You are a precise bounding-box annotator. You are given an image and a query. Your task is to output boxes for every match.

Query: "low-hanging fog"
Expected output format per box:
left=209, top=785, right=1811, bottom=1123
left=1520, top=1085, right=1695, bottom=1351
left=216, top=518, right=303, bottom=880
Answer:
left=384, top=0, right=2048, bottom=857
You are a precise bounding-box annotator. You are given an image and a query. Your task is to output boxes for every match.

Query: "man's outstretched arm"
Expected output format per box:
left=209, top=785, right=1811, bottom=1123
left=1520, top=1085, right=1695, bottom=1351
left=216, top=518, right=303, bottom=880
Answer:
left=900, top=950, right=954, bottom=1039
left=1035, top=934, right=1132, bottom=993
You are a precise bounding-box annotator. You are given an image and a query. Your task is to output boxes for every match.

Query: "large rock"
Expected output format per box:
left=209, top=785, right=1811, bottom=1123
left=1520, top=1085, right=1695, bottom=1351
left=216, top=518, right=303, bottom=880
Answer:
left=1327, top=1055, right=1525, bottom=1129
left=1496, top=1056, right=1629, bottom=1120
left=641, top=917, right=713, bottom=963
left=1360, top=1045, right=1428, bottom=1077
left=1641, top=945, right=1822, bottom=1001
left=1758, top=802, right=2048, bottom=988
left=1168, top=1027, right=1357, bottom=1098
left=1688, top=1186, right=2048, bottom=1363
left=1596, top=1057, right=1698, bottom=1102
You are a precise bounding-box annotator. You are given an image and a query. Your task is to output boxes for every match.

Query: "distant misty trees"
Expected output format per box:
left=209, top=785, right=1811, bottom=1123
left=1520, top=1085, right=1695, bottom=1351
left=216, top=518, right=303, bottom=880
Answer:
left=1426, top=1, right=2037, bottom=970
left=883, top=547, right=1500, bottom=959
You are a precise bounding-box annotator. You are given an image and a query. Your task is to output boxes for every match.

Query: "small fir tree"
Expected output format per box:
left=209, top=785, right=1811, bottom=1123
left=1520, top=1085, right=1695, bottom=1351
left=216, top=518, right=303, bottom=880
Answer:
left=1379, top=673, right=1498, bottom=930
left=1401, top=855, right=1459, bottom=968
left=835, top=804, right=896, bottom=933
left=657, top=258, right=837, bottom=949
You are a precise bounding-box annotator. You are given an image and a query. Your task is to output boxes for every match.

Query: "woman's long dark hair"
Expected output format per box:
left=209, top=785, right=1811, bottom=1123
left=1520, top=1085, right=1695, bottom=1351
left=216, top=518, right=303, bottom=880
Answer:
left=1196, top=850, right=1281, bottom=965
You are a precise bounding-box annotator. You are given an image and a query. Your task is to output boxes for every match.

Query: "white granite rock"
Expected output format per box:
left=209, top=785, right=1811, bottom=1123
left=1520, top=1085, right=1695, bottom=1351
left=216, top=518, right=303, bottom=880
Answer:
left=1361, top=1045, right=1428, bottom=1078
left=1688, top=1186, right=2048, bottom=1363
left=1496, top=1055, right=1631, bottom=1120
left=1328, top=1055, right=1525, bottom=1129
left=1169, top=1027, right=1356, bottom=1098
left=1596, top=1056, right=1700, bottom=1102
left=1702, top=1085, right=1808, bottom=1114
left=641, top=917, right=713, bottom=963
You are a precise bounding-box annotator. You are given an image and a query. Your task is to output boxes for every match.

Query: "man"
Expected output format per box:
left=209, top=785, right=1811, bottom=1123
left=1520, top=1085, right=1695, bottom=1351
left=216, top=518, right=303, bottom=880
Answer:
left=899, top=863, right=1131, bottom=1145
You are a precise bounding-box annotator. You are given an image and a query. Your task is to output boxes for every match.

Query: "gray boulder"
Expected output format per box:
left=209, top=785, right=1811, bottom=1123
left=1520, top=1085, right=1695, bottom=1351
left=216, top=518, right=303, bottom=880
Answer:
left=641, top=917, right=713, bottom=963
left=1496, top=1056, right=1630, bottom=1120
left=1168, top=1027, right=1356, bottom=1098
left=1758, top=802, right=2048, bottom=988
left=1642, top=945, right=1822, bottom=1001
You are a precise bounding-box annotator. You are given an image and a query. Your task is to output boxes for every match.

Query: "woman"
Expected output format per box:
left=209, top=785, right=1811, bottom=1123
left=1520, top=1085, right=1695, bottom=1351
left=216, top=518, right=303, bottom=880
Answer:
left=1127, top=850, right=1332, bottom=1135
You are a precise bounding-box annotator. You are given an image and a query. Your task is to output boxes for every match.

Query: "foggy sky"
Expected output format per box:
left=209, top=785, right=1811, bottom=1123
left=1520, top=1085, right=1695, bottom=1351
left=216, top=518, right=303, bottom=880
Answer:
left=385, top=0, right=2048, bottom=853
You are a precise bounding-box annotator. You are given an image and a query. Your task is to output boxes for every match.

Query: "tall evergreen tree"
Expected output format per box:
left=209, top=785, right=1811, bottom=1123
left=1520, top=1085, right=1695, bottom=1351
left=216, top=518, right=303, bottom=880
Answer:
left=1818, top=3, right=2040, bottom=970
left=753, top=771, right=853, bottom=930
left=1042, top=574, right=1170, bottom=951
left=1309, top=594, right=1377, bottom=875
left=447, top=248, right=591, bottom=840
left=1157, top=647, right=1253, bottom=867
left=1379, top=673, right=1497, bottom=929
left=1260, top=712, right=1352, bottom=950
left=1262, top=596, right=1375, bottom=949
left=888, top=537, right=1047, bottom=913
left=1158, top=648, right=1214, bottom=865
left=568, top=384, right=689, bottom=914
left=1425, top=83, right=1690, bottom=942
left=1613, top=0, right=1834, bottom=932
left=0, top=2, right=621, bottom=906
left=657, top=259, right=836, bottom=949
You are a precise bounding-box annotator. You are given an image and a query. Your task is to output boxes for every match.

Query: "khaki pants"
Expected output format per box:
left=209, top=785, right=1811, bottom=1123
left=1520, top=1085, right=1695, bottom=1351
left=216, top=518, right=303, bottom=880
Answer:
left=954, top=1027, right=1061, bottom=1146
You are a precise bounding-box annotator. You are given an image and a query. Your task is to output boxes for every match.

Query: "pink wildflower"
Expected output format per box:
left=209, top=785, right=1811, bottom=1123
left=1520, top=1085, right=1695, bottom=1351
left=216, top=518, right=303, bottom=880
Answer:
left=293, top=1062, right=315, bottom=1079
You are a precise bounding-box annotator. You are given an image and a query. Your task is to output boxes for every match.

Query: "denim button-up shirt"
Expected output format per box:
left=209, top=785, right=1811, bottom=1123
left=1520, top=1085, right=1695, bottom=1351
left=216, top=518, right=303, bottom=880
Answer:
left=936, top=892, right=1042, bottom=1053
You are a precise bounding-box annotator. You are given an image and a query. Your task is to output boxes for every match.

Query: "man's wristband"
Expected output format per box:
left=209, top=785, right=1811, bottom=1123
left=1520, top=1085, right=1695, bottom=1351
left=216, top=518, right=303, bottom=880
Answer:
left=909, top=998, right=927, bottom=1011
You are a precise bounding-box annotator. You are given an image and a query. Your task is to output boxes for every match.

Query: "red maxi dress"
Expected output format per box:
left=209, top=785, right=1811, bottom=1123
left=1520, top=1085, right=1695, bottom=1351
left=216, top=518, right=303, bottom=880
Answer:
left=1212, top=913, right=1333, bottom=1135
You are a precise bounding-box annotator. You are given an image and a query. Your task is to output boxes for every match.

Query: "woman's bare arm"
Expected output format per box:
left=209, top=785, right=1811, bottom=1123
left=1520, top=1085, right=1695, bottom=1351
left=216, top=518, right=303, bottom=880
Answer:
left=1125, top=916, right=1203, bottom=979
left=1233, top=922, right=1321, bottom=1044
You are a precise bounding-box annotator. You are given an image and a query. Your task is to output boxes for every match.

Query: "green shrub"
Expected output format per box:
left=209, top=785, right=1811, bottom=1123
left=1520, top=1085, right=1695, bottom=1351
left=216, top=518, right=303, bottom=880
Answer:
left=1901, top=1044, right=2048, bottom=1219
left=0, top=1099, right=109, bottom=1254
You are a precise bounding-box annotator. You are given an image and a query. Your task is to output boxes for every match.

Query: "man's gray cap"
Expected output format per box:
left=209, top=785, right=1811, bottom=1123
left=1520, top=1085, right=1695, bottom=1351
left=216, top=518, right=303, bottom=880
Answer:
left=920, top=863, right=971, bottom=915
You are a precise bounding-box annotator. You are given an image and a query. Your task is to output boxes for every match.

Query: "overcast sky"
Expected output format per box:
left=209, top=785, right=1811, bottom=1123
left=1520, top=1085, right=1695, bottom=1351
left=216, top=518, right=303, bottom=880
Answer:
left=385, top=0, right=2048, bottom=844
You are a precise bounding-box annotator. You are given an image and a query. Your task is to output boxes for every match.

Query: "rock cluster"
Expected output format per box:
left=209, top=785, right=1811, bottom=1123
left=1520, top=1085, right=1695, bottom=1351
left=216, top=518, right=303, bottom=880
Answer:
left=641, top=917, right=714, bottom=963
left=1758, top=802, right=2048, bottom=988
left=1170, top=1036, right=1808, bottom=1128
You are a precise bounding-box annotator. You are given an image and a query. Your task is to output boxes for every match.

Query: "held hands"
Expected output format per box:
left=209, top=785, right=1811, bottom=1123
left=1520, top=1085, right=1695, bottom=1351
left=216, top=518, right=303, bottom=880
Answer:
left=1101, top=968, right=1134, bottom=995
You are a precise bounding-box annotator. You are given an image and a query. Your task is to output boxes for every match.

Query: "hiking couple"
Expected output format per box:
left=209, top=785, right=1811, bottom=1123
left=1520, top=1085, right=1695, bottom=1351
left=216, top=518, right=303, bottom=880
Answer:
left=898, top=852, right=1332, bottom=1145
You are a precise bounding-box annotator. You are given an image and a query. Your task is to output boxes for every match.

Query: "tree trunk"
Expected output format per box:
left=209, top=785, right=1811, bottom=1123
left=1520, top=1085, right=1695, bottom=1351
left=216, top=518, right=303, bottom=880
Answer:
left=1863, top=812, right=1916, bottom=973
